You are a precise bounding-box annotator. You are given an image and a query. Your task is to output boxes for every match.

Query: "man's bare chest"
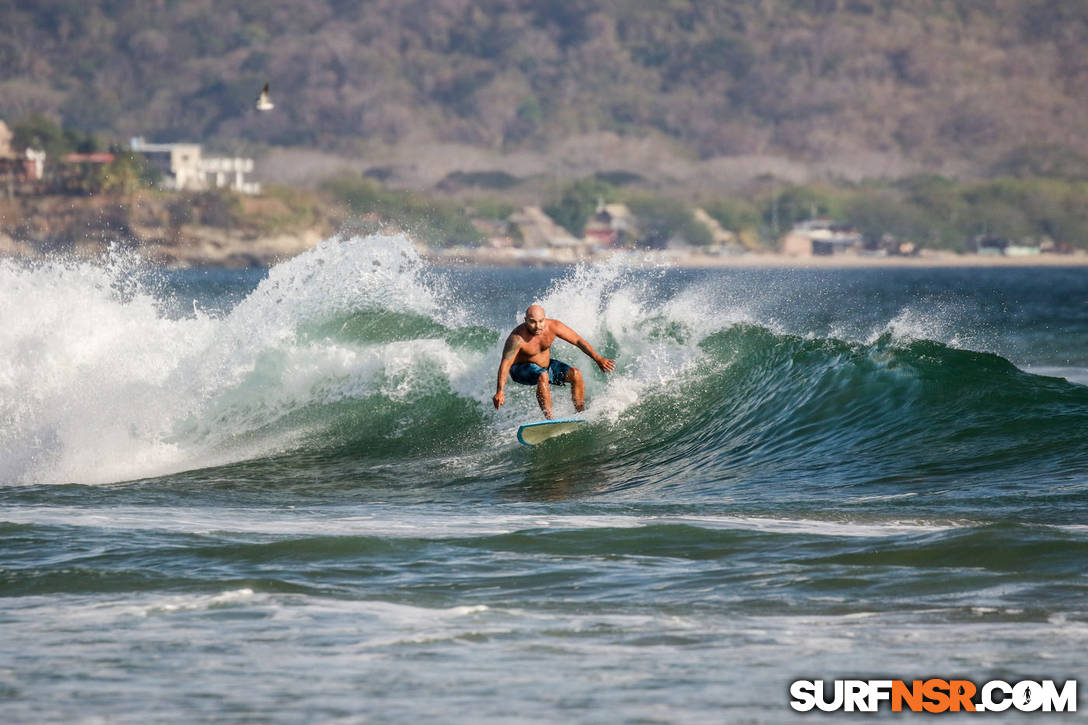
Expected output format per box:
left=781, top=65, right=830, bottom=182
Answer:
left=518, top=331, right=555, bottom=356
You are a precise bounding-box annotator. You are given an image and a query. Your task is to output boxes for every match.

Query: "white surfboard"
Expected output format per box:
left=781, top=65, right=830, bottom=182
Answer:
left=516, top=418, right=587, bottom=446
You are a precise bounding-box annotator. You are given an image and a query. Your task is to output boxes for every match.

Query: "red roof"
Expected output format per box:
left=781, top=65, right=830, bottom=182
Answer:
left=62, top=153, right=115, bottom=163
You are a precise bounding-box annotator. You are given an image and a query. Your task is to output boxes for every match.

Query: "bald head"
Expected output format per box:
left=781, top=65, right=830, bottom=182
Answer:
left=524, top=305, right=546, bottom=335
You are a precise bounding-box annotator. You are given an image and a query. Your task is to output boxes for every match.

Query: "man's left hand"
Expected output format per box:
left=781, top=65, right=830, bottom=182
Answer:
left=596, top=357, right=616, bottom=373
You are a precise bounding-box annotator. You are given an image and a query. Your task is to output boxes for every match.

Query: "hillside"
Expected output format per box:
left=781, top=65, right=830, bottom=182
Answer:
left=3, top=0, right=1088, bottom=189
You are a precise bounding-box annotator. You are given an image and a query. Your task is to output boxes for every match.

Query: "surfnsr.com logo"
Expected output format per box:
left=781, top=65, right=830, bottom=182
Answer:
left=789, top=679, right=1077, bottom=713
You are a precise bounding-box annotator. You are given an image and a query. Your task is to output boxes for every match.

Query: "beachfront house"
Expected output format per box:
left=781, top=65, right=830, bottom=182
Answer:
left=0, top=121, right=49, bottom=196
left=584, top=202, right=635, bottom=248
left=1, top=121, right=118, bottom=196
left=780, top=219, right=862, bottom=256
left=0, top=121, right=19, bottom=196
left=971, top=235, right=1043, bottom=257
left=130, top=138, right=260, bottom=194
left=57, top=152, right=116, bottom=193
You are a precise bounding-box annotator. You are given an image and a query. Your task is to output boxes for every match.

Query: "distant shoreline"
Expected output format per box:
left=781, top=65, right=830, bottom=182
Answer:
left=423, top=246, right=1088, bottom=270
left=5, top=230, right=1088, bottom=270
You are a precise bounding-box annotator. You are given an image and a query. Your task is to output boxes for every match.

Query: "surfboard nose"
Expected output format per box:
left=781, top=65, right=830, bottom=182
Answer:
left=517, top=418, right=587, bottom=445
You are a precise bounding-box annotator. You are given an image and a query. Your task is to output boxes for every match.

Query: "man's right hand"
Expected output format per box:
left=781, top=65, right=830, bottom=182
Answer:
left=492, top=391, right=505, bottom=409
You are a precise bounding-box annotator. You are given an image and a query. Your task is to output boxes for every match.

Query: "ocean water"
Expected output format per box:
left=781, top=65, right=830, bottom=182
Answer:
left=2, top=234, right=1086, bottom=722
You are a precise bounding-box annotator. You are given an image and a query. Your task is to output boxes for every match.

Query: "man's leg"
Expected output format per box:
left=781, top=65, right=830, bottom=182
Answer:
left=566, top=366, right=585, bottom=412
left=536, top=371, right=553, bottom=419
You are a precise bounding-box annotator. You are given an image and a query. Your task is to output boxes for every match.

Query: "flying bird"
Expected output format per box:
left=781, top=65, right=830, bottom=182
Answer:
left=256, top=83, right=274, bottom=111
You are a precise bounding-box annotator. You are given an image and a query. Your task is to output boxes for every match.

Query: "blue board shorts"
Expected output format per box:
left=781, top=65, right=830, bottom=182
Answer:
left=510, top=359, right=572, bottom=386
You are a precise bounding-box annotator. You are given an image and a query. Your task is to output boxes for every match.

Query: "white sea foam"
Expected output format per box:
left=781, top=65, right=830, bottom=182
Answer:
left=511, top=259, right=740, bottom=426
left=0, top=234, right=482, bottom=485
left=6, top=589, right=1083, bottom=725
left=0, top=504, right=962, bottom=539
left=868, top=306, right=963, bottom=347
left=0, top=252, right=217, bottom=484
left=138, top=588, right=258, bottom=616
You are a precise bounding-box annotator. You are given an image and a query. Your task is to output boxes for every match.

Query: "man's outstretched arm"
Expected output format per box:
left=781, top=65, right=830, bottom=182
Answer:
left=553, top=321, right=616, bottom=373
left=493, top=334, right=521, bottom=409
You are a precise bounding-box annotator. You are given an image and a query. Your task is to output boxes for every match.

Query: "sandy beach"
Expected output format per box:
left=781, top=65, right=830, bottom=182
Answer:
left=5, top=229, right=1088, bottom=269
left=423, top=244, right=1088, bottom=269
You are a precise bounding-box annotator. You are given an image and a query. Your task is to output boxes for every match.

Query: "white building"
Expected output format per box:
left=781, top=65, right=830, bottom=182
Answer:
left=781, top=219, right=863, bottom=256
left=130, top=137, right=260, bottom=194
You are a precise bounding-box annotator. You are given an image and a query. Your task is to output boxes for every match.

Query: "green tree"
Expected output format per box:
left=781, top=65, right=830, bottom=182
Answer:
left=761, top=184, right=844, bottom=232
left=543, top=177, right=615, bottom=237
left=98, top=151, right=152, bottom=195
left=844, top=190, right=947, bottom=248
left=11, top=114, right=70, bottom=156
left=626, top=194, right=713, bottom=248
left=703, top=198, right=761, bottom=234
left=962, top=179, right=1041, bottom=240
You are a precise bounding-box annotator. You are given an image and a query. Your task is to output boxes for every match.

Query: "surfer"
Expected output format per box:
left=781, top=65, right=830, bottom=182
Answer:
left=493, top=304, right=615, bottom=419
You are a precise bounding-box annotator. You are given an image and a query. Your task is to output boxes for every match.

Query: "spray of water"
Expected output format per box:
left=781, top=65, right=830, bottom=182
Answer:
left=0, top=235, right=473, bottom=484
